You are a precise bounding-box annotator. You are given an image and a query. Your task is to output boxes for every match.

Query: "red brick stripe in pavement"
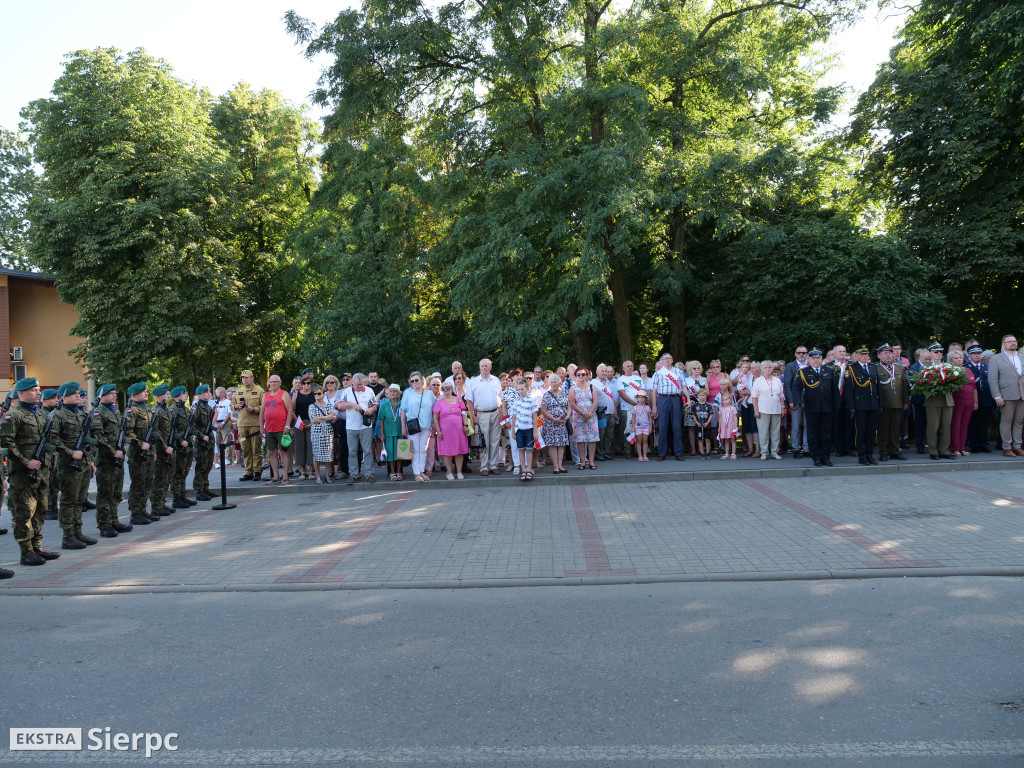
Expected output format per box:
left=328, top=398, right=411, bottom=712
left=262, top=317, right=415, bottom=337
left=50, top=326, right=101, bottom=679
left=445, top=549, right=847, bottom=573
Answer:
left=274, top=490, right=416, bottom=584
left=743, top=479, right=942, bottom=569
left=922, top=473, right=1024, bottom=505
left=565, top=486, right=636, bottom=577
left=3, top=497, right=258, bottom=589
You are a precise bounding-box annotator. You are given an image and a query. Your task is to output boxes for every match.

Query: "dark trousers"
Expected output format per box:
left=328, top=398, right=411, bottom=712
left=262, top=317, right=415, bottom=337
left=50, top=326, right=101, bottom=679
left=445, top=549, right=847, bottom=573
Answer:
left=805, top=410, right=832, bottom=461
left=832, top=409, right=854, bottom=454
left=656, top=394, right=684, bottom=457
left=968, top=406, right=992, bottom=450
left=878, top=408, right=903, bottom=457
left=911, top=396, right=926, bottom=449
left=853, top=409, right=879, bottom=458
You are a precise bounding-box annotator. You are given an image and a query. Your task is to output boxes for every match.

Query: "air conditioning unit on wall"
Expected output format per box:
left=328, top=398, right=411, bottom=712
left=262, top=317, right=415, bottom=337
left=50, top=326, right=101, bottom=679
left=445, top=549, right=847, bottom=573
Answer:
left=13, top=364, right=27, bottom=381
left=11, top=347, right=23, bottom=362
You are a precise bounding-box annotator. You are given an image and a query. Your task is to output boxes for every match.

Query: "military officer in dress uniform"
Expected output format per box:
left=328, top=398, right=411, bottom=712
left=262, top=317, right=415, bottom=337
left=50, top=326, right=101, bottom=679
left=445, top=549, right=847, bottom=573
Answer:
left=875, top=344, right=911, bottom=461
left=233, top=370, right=265, bottom=481
left=0, top=377, right=61, bottom=566
left=794, top=348, right=837, bottom=467
left=94, top=383, right=132, bottom=538
left=825, top=346, right=854, bottom=456
left=50, top=382, right=97, bottom=550
left=124, top=382, right=157, bottom=526
left=40, top=388, right=61, bottom=521
left=843, top=345, right=882, bottom=465
left=965, top=345, right=993, bottom=452
left=148, top=384, right=174, bottom=517
left=922, top=341, right=955, bottom=460
left=169, top=386, right=197, bottom=509
left=191, top=385, right=215, bottom=501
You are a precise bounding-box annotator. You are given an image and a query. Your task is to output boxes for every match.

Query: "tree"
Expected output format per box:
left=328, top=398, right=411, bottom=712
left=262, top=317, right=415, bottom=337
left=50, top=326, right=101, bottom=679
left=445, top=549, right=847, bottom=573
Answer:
left=852, top=0, right=1024, bottom=340
left=23, top=48, right=236, bottom=386
left=0, top=127, right=38, bottom=270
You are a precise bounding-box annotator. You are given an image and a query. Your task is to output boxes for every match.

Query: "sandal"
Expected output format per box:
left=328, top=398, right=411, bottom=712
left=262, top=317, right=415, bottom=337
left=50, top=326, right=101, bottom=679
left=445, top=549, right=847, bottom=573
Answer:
left=519, top=472, right=527, bottom=481
left=265, top=478, right=280, bottom=485
left=577, top=463, right=585, bottom=470
left=525, top=471, right=534, bottom=480
left=280, top=478, right=291, bottom=486
left=588, top=463, right=597, bottom=470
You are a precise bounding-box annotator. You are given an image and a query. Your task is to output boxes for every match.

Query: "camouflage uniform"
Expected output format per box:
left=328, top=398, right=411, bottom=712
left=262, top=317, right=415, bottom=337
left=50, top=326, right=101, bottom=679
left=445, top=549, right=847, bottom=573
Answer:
left=51, top=403, right=90, bottom=540
left=149, top=402, right=174, bottom=513
left=125, top=400, right=155, bottom=522
left=94, top=401, right=126, bottom=531
left=41, top=403, right=60, bottom=520
left=0, top=402, right=51, bottom=554
left=192, top=400, right=215, bottom=497
left=170, top=400, right=195, bottom=502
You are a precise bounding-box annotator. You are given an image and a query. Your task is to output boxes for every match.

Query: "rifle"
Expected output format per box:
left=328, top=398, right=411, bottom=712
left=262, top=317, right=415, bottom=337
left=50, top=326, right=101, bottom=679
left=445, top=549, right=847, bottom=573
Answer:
left=0, top=391, right=13, bottom=419
left=25, top=400, right=61, bottom=481
left=177, top=402, right=198, bottom=456
left=140, top=406, right=158, bottom=457
left=68, top=399, right=101, bottom=472
left=114, top=408, right=130, bottom=468
left=164, top=407, right=180, bottom=464
left=203, top=401, right=215, bottom=443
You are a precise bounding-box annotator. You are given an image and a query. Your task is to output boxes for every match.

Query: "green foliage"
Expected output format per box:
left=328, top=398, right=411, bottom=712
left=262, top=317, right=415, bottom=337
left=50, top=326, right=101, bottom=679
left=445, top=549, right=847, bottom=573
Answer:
left=852, top=0, right=1024, bottom=339
left=0, top=127, right=39, bottom=270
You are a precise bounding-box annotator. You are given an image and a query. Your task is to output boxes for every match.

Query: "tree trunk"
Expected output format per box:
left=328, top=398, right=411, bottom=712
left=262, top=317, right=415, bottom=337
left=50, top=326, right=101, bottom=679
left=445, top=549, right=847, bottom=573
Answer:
left=567, top=304, right=592, bottom=369
left=608, top=258, right=634, bottom=363
left=668, top=206, right=687, bottom=361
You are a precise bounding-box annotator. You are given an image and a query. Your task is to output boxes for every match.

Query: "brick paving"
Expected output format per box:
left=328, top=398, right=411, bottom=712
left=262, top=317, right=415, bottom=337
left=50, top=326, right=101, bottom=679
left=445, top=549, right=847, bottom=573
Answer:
left=3, top=465, right=1023, bottom=593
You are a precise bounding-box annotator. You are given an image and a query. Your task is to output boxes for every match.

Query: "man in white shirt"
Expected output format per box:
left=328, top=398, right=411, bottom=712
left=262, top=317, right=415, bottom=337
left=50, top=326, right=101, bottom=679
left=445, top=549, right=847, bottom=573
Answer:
left=337, top=373, right=380, bottom=484
left=988, top=334, right=1024, bottom=456
left=467, top=358, right=503, bottom=475
left=594, top=364, right=618, bottom=461
left=213, top=387, right=233, bottom=465
left=617, top=360, right=643, bottom=457
left=443, top=361, right=464, bottom=387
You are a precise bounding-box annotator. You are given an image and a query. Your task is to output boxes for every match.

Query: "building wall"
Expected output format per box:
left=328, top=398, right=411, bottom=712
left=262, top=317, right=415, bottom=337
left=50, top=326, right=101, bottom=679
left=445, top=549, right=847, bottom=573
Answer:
left=6, top=276, right=88, bottom=391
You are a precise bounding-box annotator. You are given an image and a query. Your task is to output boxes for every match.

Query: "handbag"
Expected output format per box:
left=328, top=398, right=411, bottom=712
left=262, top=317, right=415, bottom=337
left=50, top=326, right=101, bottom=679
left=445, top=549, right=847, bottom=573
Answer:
left=406, top=391, right=424, bottom=435
left=463, top=416, right=475, bottom=437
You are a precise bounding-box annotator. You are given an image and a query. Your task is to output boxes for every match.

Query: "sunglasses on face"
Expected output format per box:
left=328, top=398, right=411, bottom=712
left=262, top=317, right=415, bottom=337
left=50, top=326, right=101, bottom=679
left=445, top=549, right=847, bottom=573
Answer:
left=441, top=386, right=453, bottom=391
left=409, top=378, right=420, bottom=383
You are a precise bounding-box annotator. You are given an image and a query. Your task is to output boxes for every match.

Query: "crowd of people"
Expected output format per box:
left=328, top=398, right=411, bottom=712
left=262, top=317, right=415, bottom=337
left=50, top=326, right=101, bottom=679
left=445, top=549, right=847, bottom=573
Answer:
left=2, top=332, right=1021, bottom=579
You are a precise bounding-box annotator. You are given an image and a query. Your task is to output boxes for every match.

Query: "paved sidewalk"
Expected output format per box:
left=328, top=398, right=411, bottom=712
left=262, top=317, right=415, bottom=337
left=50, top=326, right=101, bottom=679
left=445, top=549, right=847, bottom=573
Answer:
left=3, top=469, right=1023, bottom=594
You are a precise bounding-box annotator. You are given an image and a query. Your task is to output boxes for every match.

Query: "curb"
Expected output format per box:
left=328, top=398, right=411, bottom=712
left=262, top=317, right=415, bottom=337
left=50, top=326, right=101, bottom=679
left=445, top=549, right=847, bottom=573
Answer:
left=2, top=566, right=1023, bottom=596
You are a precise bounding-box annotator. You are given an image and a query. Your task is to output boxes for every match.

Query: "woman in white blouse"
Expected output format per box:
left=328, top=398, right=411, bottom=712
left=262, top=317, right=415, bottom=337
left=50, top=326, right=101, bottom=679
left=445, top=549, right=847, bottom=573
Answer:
left=751, top=360, right=785, bottom=460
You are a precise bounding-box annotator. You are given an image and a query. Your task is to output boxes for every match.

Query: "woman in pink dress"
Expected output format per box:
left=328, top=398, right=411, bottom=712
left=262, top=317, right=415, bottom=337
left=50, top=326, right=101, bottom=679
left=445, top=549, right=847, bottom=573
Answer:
left=948, top=349, right=978, bottom=456
left=432, top=382, right=470, bottom=479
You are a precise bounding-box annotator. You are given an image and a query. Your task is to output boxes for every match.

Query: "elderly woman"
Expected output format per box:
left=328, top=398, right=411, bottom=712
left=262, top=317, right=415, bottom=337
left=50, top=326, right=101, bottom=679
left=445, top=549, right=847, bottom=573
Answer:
left=424, top=376, right=442, bottom=476
left=401, top=371, right=436, bottom=482
left=682, top=360, right=708, bottom=456
left=378, top=384, right=405, bottom=480
left=752, top=360, right=786, bottom=459
left=948, top=349, right=978, bottom=456
left=540, top=372, right=570, bottom=473
left=433, top=380, right=470, bottom=479
left=569, top=368, right=600, bottom=470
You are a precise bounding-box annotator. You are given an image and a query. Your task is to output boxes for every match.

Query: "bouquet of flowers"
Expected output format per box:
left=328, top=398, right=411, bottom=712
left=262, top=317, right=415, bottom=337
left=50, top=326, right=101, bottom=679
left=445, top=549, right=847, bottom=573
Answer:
left=909, top=363, right=968, bottom=398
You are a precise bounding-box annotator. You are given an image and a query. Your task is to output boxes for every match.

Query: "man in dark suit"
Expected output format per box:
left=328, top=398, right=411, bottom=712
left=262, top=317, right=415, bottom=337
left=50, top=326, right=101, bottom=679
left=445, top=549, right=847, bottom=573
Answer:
left=783, top=345, right=810, bottom=458
left=965, top=344, right=993, bottom=452
left=826, top=345, right=854, bottom=456
left=908, top=347, right=930, bottom=453
left=794, top=348, right=836, bottom=467
left=843, top=345, right=882, bottom=465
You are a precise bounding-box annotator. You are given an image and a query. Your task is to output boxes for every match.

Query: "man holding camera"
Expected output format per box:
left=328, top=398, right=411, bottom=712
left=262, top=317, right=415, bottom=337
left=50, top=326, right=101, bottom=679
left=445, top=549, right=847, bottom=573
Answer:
left=337, top=373, right=379, bottom=485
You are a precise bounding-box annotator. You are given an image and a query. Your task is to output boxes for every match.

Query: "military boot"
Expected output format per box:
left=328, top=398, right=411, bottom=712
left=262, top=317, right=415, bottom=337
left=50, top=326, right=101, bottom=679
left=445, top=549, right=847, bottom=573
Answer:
left=0, top=567, right=13, bottom=578
left=0, top=527, right=7, bottom=535
left=62, top=534, right=87, bottom=550
left=34, top=547, right=61, bottom=560
left=75, top=528, right=98, bottom=545
left=45, top=509, right=59, bottom=520
left=111, top=521, right=133, bottom=533
left=129, top=515, right=152, bottom=525
left=99, top=527, right=118, bottom=538
left=172, top=497, right=191, bottom=509
left=82, top=498, right=97, bottom=510
left=144, top=512, right=162, bottom=521
left=195, top=491, right=213, bottom=501
left=20, top=549, right=45, bottom=566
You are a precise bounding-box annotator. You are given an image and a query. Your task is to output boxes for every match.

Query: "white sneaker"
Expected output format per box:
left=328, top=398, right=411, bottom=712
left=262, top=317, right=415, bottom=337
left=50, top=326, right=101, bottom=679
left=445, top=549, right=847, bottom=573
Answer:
left=457, top=473, right=464, bottom=480
left=447, top=473, right=455, bottom=480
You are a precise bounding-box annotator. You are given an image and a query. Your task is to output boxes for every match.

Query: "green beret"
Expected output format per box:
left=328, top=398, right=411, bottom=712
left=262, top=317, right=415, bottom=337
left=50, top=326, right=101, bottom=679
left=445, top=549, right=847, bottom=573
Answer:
left=13, top=377, right=38, bottom=392
left=55, top=384, right=73, bottom=397
left=98, top=383, right=117, bottom=396
left=78, top=389, right=87, bottom=397
left=127, top=382, right=147, bottom=397
left=61, top=381, right=81, bottom=395
left=152, top=384, right=170, bottom=397
left=42, top=388, right=59, bottom=400
left=300, top=367, right=314, bottom=376
left=170, top=386, right=186, bottom=398
left=195, top=384, right=209, bottom=394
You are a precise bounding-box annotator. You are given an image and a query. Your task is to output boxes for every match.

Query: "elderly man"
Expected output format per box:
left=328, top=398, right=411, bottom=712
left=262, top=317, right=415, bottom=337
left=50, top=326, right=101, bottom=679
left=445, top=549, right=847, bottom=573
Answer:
left=875, top=343, right=910, bottom=461
left=650, top=353, right=688, bottom=461
left=467, top=358, right=503, bottom=475
left=783, top=345, right=811, bottom=459
left=794, top=348, right=836, bottom=467
left=232, top=370, right=265, bottom=481
left=338, top=373, right=379, bottom=484
left=443, top=362, right=464, bottom=387
left=594, top=364, right=618, bottom=461
left=617, top=361, right=643, bottom=458
left=827, top=345, right=854, bottom=456
left=965, top=344, right=994, bottom=452
left=988, top=334, right=1024, bottom=457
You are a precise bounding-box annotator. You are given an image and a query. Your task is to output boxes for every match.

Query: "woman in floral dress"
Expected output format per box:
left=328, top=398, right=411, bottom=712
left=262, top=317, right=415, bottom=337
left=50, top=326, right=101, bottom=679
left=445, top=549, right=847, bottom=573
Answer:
left=569, top=368, right=600, bottom=470
left=540, top=373, right=570, bottom=474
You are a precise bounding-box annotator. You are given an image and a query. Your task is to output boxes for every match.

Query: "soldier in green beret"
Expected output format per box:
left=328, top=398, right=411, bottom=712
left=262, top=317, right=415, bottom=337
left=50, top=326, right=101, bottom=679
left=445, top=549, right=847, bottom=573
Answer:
left=94, top=384, right=132, bottom=537
left=124, top=382, right=157, bottom=526
left=192, top=385, right=215, bottom=501
left=0, top=378, right=61, bottom=566
left=50, top=382, right=97, bottom=549
left=148, top=384, right=174, bottom=518
left=40, top=388, right=61, bottom=521
left=78, top=389, right=98, bottom=513
left=169, top=386, right=196, bottom=509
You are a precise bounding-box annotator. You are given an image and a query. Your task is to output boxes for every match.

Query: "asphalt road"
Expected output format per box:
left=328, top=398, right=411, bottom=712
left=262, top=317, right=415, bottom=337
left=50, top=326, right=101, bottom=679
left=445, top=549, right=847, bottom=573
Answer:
left=2, top=577, right=1022, bottom=767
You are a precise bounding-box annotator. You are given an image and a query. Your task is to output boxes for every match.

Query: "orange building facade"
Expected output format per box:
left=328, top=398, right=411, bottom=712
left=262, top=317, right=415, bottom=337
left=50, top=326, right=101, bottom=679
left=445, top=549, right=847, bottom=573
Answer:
left=1, top=268, right=90, bottom=397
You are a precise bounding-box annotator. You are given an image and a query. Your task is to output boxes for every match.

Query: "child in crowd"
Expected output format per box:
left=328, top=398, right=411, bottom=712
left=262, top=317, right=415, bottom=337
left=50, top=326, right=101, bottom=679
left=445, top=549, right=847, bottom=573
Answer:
left=691, top=389, right=714, bottom=460
left=631, top=390, right=652, bottom=461
left=510, top=379, right=540, bottom=480
left=717, top=390, right=739, bottom=459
